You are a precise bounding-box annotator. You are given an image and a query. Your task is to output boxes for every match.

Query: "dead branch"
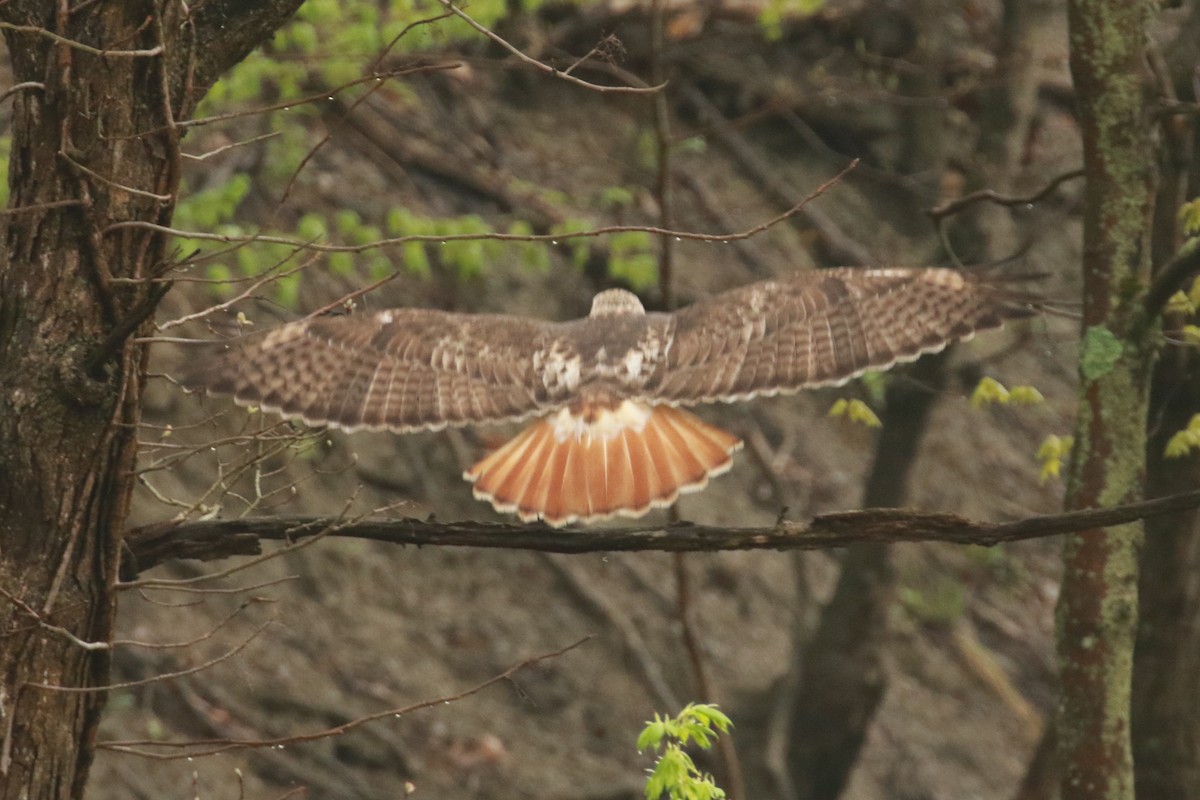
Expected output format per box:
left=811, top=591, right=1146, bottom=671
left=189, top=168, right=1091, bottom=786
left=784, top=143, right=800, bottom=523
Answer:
left=124, top=487, right=1200, bottom=574
left=434, top=0, right=661, bottom=94
left=928, top=167, right=1085, bottom=221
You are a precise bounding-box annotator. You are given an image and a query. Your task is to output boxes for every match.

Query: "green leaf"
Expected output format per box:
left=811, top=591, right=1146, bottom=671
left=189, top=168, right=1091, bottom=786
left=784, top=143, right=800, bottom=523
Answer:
left=402, top=241, right=430, bottom=278
left=1080, top=325, right=1123, bottom=381
left=205, top=263, right=232, bottom=285
left=637, top=718, right=667, bottom=752
left=970, top=376, right=1010, bottom=407
left=857, top=371, right=889, bottom=405
left=600, top=186, right=635, bottom=209
left=297, top=212, right=328, bottom=242
left=639, top=706, right=732, bottom=799
left=1165, top=414, right=1200, bottom=458
left=387, top=207, right=412, bottom=236
left=275, top=272, right=301, bottom=310
left=689, top=704, right=732, bottom=733
left=329, top=251, right=355, bottom=276
left=1006, top=385, right=1045, bottom=405
left=828, top=398, right=880, bottom=427
left=335, top=209, right=363, bottom=238
left=1036, top=434, right=1073, bottom=483
left=1166, top=290, right=1197, bottom=316
left=1178, top=198, right=1200, bottom=237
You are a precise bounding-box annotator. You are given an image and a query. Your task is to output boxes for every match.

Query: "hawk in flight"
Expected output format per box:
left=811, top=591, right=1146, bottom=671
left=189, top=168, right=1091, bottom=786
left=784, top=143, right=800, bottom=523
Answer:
left=186, top=268, right=1036, bottom=526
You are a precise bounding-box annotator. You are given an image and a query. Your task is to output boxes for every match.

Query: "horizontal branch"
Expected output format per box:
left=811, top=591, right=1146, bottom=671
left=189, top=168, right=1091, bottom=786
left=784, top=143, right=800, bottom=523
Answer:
left=123, top=488, right=1200, bottom=574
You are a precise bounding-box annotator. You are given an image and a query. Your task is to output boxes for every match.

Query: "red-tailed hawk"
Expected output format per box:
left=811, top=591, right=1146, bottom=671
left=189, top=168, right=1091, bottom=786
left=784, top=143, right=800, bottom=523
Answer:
left=185, top=268, right=1036, bottom=525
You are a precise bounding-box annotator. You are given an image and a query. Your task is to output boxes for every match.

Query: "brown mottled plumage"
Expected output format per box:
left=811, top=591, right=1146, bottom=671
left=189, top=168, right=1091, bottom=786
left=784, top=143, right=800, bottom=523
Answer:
left=184, top=267, right=1038, bottom=525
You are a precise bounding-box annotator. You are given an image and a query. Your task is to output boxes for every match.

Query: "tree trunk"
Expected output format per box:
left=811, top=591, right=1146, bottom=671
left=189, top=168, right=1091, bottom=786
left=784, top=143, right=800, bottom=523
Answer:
left=0, top=3, right=303, bottom=798
left=1056, top=2, right=1157, bottom=799
left=1132, top=347, right=1200, bottom=798
left=1130, top=16, right=1200, bottom=794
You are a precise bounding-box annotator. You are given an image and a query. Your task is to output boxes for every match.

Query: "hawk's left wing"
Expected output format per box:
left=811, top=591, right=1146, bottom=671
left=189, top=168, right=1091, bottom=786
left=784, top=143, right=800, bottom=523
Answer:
left=185, top=308, right=570, bottom=432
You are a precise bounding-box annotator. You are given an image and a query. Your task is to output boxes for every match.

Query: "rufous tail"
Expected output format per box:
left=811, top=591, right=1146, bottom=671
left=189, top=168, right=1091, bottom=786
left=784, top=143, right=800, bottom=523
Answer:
left=464, top=402, right=742, bottom=526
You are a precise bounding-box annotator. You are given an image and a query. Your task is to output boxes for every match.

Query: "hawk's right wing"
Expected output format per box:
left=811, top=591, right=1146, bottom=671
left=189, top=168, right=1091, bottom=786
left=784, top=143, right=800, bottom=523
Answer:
left=645, top=267, right=1039, bottom=406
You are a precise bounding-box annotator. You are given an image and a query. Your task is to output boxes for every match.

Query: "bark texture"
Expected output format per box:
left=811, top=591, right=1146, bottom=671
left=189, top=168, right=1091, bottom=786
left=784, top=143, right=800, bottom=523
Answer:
left=0, top=2, right=302, bottom=798
left=1056, top=1, right=1157, bottom=799
left=1132, top=324, right=1200, bottom=798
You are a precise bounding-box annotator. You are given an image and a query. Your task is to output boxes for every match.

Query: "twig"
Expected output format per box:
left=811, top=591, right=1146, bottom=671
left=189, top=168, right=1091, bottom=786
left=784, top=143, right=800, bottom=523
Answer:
left=929, top=168, right=1084, bottom=221
left=104, top=163, right=857, bottom=253
left=98, top=636, right=592, bottom=758
left=0, top=198, right=82, bottom=215
left=0, top=586, right=109, bottom=651
left=121, top=65, right=460, bottom=140
left=434, top=0, right=662, bottom=95
left=84, top=280, right=172, bottom=378
left=0, top=22, right=163, bottom=57
left=27, top=619, right=275, bottom=693
left=112, top=600, right=266, bottom=650
left=679, top=83, right=873, bottom=265
left=0, top=81, right=44, bottom=103
left=59, top=150, right=172, bottom=202
left=156, top=253, right=317, bottom=331
left=182, top=131, right=280, bottom=161
left=124, top=487, right=1200, bottom=572
left=675, top=171, right=773, bottom=276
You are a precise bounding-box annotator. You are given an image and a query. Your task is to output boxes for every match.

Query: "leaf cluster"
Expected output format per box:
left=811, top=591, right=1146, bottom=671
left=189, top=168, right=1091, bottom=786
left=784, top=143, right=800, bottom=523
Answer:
left=969, top=376, right=1044, bottom=408
left=828, top=397, right=882, bottom=428
left=637, top=704, right=731, bottom=800
left=1036, top=434, right=1074, bottom=483
left=1165, top=413, right=1200, bottom=459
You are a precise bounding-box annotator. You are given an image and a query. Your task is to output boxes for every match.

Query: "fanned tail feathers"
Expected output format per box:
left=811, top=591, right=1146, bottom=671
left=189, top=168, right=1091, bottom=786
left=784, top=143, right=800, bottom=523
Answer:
left=465, top=403, right=742, bottom=526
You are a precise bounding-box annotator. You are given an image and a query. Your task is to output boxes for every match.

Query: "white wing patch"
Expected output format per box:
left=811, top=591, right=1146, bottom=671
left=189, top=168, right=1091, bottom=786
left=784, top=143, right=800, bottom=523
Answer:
left=534, top=343, right=582, bottom=393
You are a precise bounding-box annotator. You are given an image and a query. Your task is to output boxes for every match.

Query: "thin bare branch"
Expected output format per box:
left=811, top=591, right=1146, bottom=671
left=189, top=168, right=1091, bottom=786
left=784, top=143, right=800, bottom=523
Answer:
left=434, top=0, right=661, bottom=94
left=27, top=619, right=274, bottom=693
left=59, top=150, right=172, bottom=202
left=0, top=22, right=163, bottom=57
left=182, top=131, right=280, bottom=162
left=0, top=586, right=110, bottom=651
left=0, top=81, right=44, bottom=103
left=0, top=198, right=82, bottom=216
left=929, top=168, right=1084, bottom=220
left=97, top=635, right=592, bottom=758
left=104, top=162, right=856, bottom=261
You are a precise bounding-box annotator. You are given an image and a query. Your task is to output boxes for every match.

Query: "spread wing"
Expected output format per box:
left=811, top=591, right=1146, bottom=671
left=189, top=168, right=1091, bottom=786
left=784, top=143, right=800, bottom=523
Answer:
left=185, top=309, right=569, bottom=432
left=643, top=267, right=1038, bottom=405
